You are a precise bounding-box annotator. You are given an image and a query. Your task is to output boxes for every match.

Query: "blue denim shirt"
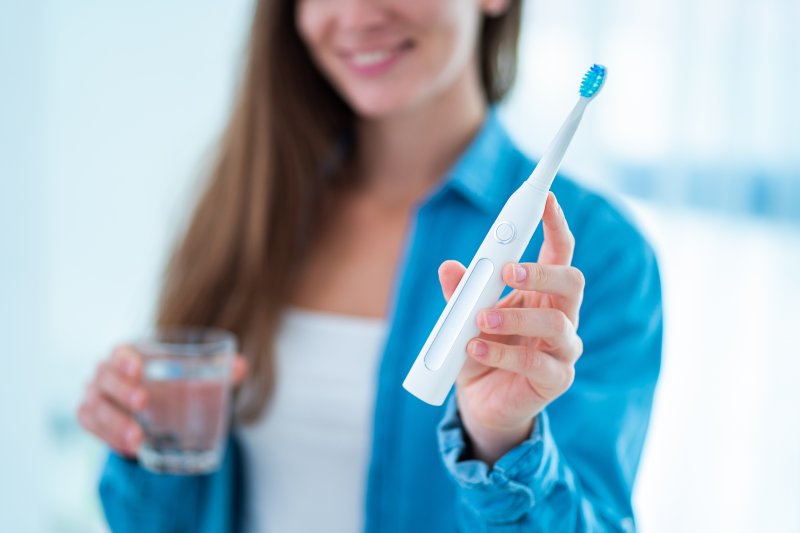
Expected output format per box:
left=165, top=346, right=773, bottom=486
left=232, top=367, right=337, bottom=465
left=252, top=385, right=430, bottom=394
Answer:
left=99, top=107, right=662, bottom=532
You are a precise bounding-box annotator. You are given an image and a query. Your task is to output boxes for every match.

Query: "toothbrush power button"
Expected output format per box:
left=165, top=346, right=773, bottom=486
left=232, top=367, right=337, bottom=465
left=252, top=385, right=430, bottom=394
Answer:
left=494, top=221, right=516, bottom=244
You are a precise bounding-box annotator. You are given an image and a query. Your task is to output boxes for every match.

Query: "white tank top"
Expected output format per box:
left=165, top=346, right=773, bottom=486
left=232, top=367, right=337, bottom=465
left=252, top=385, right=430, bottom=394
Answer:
left=237, top=306, right=389, bottom=533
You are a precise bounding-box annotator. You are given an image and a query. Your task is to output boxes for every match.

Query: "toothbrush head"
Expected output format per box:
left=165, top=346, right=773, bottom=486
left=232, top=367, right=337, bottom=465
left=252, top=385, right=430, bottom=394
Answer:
left=579, top=64, right=606, bottom=99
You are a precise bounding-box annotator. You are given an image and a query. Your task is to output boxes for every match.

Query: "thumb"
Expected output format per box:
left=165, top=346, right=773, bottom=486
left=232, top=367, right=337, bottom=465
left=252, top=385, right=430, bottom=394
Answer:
left=438, top=260, right=467, bottom=301
left=438, top=260, right=495, bottom=383
left=231, top=355, right=248, bottom=386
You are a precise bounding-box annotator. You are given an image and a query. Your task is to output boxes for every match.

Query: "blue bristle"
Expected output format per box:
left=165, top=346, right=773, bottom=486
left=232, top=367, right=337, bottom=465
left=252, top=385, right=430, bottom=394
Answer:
left=579, top=64, right=606, bottom=98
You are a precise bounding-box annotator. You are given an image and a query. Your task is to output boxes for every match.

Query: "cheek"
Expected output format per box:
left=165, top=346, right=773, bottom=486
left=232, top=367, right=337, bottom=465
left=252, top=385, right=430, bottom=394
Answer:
left=295, top=0, right=345, bottom=91
left=410, top=1, right=482, bottom=84
left=295, top=0, right=329, bottom=56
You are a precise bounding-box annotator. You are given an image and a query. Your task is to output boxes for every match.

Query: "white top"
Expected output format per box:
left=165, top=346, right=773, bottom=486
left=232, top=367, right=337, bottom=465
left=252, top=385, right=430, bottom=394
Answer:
left=237, top=306, right=389, bottom=533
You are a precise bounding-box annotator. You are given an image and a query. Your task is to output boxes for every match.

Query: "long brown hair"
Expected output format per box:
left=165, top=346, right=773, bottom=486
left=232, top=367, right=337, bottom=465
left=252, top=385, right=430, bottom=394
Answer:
left=155, top=0, right=522, bottom=424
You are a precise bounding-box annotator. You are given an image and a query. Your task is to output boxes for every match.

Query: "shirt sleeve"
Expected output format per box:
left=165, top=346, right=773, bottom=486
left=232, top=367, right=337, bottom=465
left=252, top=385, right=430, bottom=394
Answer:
left=99, top=450, right=200, bottom=532
left=98, top=434, right=241, bottom=533
left=436, top=197, right=663, bottom=532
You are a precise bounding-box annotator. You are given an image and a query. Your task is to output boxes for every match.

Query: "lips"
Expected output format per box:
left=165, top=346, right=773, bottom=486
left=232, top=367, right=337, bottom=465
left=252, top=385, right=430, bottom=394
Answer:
left=339, top=40, right=414, bottom=76
left=351, top=48, right=396, bottom=67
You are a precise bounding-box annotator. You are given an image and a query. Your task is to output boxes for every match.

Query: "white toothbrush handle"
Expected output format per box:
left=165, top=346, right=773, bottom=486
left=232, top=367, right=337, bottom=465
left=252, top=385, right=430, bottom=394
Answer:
left=402, top=182, right=549, bottom=406
left=528, top=97, right=587, bottom=190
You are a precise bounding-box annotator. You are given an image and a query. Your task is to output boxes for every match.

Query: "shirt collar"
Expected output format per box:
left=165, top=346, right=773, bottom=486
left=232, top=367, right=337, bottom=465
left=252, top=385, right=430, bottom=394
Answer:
left=434, top=105, right=528, bottom=215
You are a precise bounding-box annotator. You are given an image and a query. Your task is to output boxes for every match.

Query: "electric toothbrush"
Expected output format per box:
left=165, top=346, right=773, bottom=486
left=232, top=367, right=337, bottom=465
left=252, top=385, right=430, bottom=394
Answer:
left=402, top=64, right=607, bottom=406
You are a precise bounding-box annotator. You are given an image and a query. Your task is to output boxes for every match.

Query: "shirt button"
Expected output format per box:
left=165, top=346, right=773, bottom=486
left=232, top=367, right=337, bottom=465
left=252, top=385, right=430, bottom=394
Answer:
left=494, top=221, right=516, bottom=244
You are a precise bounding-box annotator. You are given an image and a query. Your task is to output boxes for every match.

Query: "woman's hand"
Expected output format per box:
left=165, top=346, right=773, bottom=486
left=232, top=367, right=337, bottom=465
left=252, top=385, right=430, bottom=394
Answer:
left=76, top=344, right=248, bottom=457
left=438, top=192, right=585, bottom=466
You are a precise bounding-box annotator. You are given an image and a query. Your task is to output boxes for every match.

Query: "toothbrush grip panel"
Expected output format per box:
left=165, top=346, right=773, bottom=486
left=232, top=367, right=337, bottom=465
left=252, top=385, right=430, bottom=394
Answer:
left=402, top=184, right=549, bottom=406
left=423, top=258, right=495, bottom=371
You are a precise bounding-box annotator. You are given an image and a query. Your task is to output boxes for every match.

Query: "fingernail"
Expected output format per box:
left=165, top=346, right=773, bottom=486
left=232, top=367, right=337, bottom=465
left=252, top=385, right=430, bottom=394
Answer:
left=482, top=311, right=501, bottom=329
left=513, top=264, right=527, bottom=282
left=469, top=339, right=487, bottom=357
left=125, top=426, right=140, bottom=446
left=123, top=359, right=138, bottom=377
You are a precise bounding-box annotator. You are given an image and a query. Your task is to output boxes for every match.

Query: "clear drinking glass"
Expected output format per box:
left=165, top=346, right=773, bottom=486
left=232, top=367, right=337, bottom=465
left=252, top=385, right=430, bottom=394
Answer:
left=133, top=326, right=237, bottom=474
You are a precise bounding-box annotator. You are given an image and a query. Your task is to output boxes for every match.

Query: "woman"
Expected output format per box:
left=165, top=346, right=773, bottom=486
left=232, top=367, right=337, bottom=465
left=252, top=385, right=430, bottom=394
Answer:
left=77, top=0, right=662, bottom=531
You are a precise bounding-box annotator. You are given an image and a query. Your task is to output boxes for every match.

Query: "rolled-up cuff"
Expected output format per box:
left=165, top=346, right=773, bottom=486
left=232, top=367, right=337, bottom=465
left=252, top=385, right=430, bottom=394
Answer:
left=436, top=392, right=559, bottom=524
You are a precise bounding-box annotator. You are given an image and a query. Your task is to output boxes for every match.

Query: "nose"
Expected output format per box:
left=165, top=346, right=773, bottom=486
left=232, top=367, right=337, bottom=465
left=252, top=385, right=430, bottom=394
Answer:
left=337, top=0, right=388, bottom=31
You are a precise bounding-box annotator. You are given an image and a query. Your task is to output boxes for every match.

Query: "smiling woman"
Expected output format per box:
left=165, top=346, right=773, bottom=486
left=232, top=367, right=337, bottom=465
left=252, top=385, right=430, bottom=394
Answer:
left=76, top=0, right=663, bottom=532
left=295, top=0, right=493, bottom=116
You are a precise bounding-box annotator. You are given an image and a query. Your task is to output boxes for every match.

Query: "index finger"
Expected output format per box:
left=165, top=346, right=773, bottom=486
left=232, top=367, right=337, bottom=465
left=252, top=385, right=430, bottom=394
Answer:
left=500, top=262, right=584, bottom=325
left=111, top=344, right=142, bottom=381
left=537, top=192, right=575, bottom=266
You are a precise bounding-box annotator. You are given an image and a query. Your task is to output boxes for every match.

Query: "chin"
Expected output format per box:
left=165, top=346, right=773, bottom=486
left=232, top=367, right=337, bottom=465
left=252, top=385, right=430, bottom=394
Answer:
left=343, top=86, right=419, bottom=119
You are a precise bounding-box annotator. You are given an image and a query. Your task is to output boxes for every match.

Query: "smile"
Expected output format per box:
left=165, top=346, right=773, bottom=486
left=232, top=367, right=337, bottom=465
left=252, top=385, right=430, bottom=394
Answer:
left=340, top=40, right=414, bottom=76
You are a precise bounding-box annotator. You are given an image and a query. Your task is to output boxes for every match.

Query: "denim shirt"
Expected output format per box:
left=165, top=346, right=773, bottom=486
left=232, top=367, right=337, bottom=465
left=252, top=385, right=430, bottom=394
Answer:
left=99, top=107, right=662, bottom=532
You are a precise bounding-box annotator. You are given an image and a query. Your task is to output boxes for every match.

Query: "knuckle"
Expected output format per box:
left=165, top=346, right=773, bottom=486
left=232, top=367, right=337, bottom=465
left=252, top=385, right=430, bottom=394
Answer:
left=560, top=222, right=575, bottom=244
left=506, top=310, right=523, bottom=332
left=548, top=310, right=569, bottom=336
left=561, top=312, right=575, bottom=336
left=96, top=399, right=121, bottom=429
left=520, top=346, right=542, bottom=374
left=568, top=267, right=585, bottom=291
left=491, top=342, right=508, bottom=367
left=560, top=311, right=573, bottom=335
left=530, top=263, right=548, bottom=286
left=93, top=399, right=109, bottom=426
left=562, top=365, right=576, bottom=390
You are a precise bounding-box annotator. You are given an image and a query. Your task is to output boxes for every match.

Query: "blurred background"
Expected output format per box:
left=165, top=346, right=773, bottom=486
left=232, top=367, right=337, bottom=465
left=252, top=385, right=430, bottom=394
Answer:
left=2, top=0, right=798, bottom=531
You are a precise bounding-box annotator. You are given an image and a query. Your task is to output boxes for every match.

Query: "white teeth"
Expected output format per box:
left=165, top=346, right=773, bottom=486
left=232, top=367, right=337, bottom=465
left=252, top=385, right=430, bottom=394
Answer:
left=351, top=49, right=393, bottom=67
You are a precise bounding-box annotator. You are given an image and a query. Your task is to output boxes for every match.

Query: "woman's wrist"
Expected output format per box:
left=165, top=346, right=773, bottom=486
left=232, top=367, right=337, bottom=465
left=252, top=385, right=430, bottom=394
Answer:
left=461, top=415, right=536, bottom=467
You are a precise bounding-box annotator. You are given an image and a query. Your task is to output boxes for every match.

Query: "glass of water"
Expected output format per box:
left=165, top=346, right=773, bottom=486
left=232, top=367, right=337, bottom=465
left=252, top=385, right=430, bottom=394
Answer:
left=133, top=326, right=237, bottom=475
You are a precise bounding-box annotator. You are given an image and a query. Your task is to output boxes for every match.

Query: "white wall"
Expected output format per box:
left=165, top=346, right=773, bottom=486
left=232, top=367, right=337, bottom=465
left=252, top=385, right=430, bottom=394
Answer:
left=1, top=1, right=254, bottom=530
left=1, top=1, right=47, bottom=530
left=627, top=201, right=800, bottom=532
